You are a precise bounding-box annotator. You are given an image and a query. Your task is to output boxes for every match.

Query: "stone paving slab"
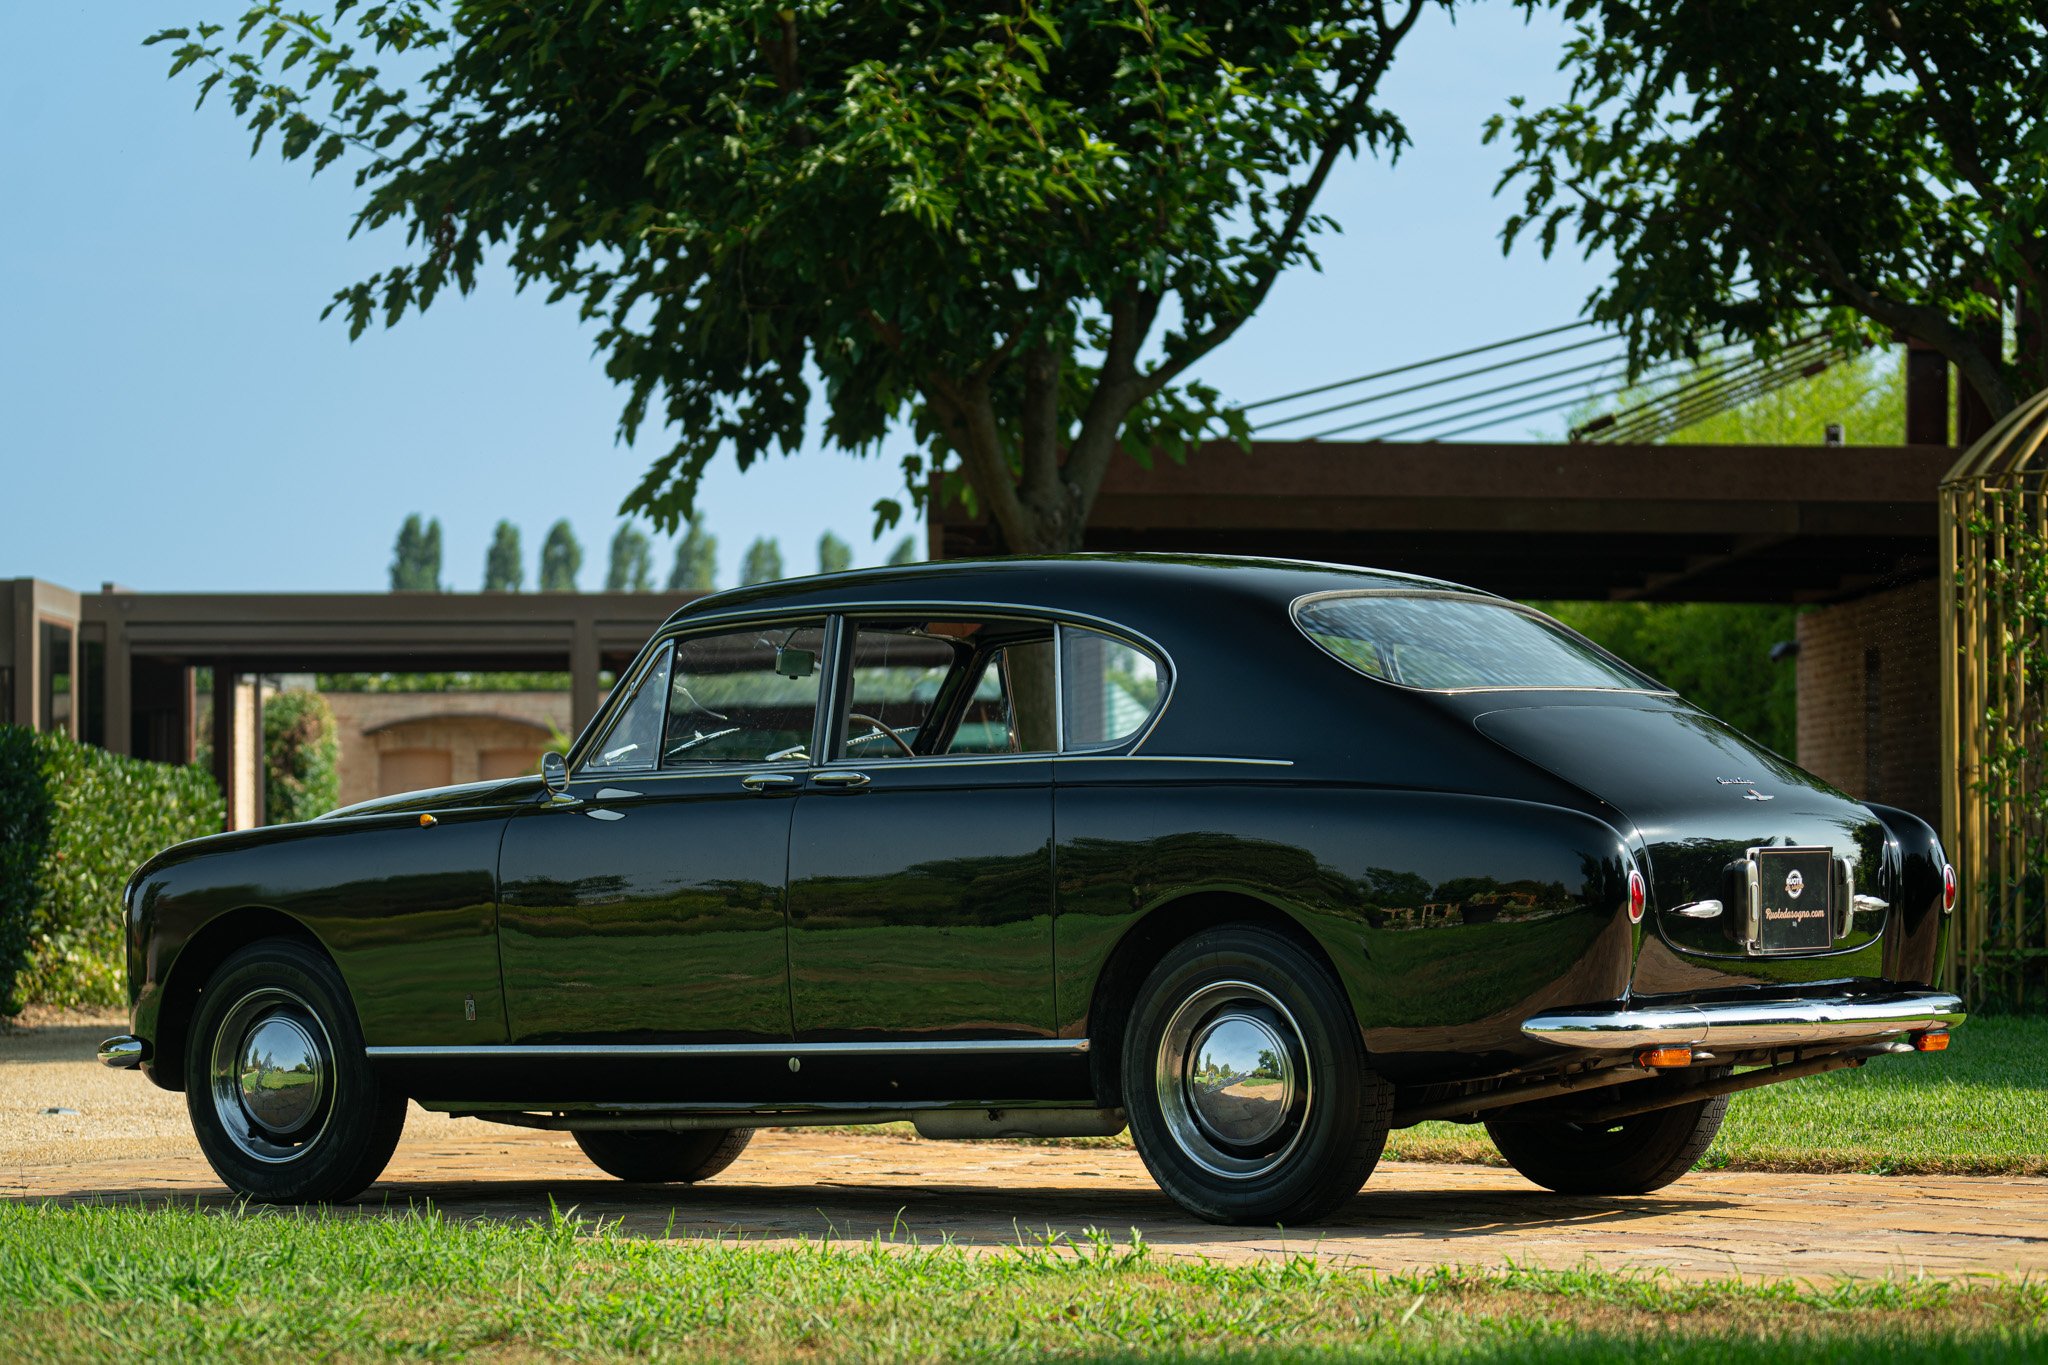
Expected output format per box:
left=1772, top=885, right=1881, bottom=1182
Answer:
left=7, top=1015, right=2045, bottom=1281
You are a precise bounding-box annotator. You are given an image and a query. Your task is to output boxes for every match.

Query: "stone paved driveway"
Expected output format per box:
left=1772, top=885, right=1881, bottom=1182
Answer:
left=8, top=1013, right=2044, bottom=1280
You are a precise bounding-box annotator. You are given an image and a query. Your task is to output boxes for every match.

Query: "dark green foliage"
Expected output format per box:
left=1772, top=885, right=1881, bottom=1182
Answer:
left=666, top=513, right=718, bottom=594
left=388, top=513, right=443, bottom=591
left=817, top=531, right=853, bottom=576
left=1491, top=1, right=2047, bottom=419
left=886, top=535, right=919, bottom=567
left=739, top=537, right=784, bottom=587
left=605, top=523, right=654, bottom=592
left=1535, top=602, right=1798, bottom=757
left=539, top=520, right=582, bottom=593
left=262, top=691, right=339, bottom=825
left=483, top=521, right=523, bottom=592
left=150, top=1, right=1444, bottom=552
left=0, top=726, right=223, bottom=1013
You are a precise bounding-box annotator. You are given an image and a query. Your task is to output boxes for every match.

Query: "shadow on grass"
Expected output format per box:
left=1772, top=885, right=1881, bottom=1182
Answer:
left=6, top=1173, right=1726, bottom=1252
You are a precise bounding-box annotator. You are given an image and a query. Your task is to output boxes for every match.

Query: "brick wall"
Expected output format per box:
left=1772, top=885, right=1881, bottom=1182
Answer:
left=322, top=691, right=576, bottom=808
left=1795, top=578, right=1940, bottom=823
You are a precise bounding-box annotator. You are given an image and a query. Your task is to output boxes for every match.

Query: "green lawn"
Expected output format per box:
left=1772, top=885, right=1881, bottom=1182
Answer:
left=1, top=1203, right=2042, bottom=1363
left=1386, top=1015, right=2048, bottom=1176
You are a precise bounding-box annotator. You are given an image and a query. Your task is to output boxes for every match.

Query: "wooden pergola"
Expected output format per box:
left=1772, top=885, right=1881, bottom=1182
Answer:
left=930, top=440, right=1955, bottom=604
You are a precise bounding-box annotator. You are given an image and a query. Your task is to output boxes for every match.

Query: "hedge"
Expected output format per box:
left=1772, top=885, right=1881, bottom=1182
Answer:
left=0, top=726, right=223, bottom=1014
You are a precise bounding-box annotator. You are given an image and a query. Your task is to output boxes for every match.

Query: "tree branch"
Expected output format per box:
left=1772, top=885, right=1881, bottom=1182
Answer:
left=1139, top=0, right=1429, bottom=399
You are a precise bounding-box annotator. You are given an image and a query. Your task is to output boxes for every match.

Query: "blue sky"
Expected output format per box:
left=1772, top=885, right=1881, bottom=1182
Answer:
left=2, top=3, right=1610, bottom=593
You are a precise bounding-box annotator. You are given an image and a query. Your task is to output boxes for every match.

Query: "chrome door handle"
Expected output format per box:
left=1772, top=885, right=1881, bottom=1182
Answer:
left=741, top=773, right=799, bottom=792
left=811, top=771, right=871, bottom=790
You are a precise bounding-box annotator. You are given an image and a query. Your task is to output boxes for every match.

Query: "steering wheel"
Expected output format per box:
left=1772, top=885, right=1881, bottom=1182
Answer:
left=846, top=712, right=917, bottom=758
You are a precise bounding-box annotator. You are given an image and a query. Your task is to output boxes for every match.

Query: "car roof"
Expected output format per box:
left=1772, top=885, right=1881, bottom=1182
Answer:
left=663, top=553, right=1493, bottom=630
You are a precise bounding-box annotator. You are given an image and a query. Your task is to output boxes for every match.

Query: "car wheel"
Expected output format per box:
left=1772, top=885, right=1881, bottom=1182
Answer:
left=1484, top=1093, right=1729, bottom=1195
left=1122, top=925, right=1391, bottom=1226
left=573, top=1128, right=755, bottom=1183
left=184, top=937, right=407, bottom=1203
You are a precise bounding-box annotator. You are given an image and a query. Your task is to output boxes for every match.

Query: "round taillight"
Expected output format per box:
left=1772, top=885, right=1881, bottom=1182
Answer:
left=1942, top=862, right=1958, bottom=914
left=1627, top=868, right=1646, bottom=924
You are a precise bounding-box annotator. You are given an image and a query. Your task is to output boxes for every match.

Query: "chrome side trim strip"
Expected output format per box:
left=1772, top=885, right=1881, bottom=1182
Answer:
left=1522, top=991, right=1966, bottom=1051
left=368, top=1038, right=1091, bottom=1061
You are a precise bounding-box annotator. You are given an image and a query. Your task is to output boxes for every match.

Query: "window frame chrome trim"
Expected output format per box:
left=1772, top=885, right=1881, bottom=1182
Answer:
left=1288, top=588, right=1678, bottom=697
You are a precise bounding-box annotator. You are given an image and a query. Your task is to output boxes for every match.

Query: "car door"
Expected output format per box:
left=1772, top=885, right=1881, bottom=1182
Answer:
left=785, top=617, right=1059, bottom=1041
left=496, top=620, right=827, bottom=1045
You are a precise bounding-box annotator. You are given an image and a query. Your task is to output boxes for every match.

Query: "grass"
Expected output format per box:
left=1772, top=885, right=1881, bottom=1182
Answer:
left=1, top=1202, right=2043, bottom=1363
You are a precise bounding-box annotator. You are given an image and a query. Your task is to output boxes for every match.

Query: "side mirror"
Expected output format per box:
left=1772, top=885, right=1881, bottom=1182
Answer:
left=774, top=646, right=817, bottom=680
left=541, top=751, right=568, bottom=794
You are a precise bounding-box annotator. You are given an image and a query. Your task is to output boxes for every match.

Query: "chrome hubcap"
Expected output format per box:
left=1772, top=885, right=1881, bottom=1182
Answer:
left=209, top=988, right=334, bottom=1163
left=1156, top=981, right=1310, bottom=1179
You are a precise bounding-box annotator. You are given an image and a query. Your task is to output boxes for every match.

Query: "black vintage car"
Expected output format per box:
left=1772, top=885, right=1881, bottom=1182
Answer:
left=101, top=555, right=1963, bottom=1224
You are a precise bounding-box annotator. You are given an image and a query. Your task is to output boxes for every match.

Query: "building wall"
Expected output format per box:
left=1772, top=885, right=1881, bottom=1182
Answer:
left=1795, top=578, right=1940, bottom=823
left=321, top=691, right=574, bottom=808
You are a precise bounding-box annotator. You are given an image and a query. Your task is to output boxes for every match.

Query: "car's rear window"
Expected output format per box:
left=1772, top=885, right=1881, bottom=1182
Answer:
left=1294, top=594, right=1661, bottom=692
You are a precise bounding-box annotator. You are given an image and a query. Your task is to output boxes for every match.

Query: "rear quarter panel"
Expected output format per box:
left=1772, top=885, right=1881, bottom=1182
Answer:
left=1052, top=771, right=1636, bottom=1082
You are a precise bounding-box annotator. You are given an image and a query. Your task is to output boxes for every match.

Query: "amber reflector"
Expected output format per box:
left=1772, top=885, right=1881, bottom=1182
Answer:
left=419, top=813, right=437, bottom=828
left=1637, top=1046, right=1692, bottom=1068
left=1911, top=1030, right=1950, bottom=1052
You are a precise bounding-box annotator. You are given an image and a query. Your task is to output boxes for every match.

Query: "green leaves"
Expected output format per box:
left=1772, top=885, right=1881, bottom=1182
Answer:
left=1493, top=0, right=2048, bottom=417
left=158, top=1, right=1442, bottom=549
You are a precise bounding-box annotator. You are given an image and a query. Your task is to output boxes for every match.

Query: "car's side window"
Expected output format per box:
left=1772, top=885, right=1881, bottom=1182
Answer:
left=948, top=640, right=1058, bottom=755
left=582, top=641, right=674, bottom=773
left=661, top=623, right=827, bottom=766
left=1062, top=627, right=1163, bottom=750
left=841, top=623, right=964, bottom=758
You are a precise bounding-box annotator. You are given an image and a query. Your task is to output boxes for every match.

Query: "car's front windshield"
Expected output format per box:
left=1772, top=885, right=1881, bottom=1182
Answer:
left=1295, top=594, right=1662, bottom=692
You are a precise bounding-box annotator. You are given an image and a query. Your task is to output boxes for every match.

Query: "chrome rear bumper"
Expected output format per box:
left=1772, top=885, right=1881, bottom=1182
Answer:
left=98, top=1035, right=148, bottom=1069
left=1522, top=990, right=1965, bottom=1051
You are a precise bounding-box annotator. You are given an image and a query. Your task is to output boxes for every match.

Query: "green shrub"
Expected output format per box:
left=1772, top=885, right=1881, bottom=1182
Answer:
left=0, top=727, right=223, bottom=1014
left=263, top=691, right=339, bottom=825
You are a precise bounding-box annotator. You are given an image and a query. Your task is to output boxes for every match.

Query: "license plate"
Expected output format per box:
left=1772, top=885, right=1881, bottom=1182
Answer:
left=1754, top=846, right=1834, bottom=953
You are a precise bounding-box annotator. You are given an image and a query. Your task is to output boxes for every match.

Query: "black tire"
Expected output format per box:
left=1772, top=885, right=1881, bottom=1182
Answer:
left=1485, top=1093, right=1729, bottom=1195
left=573, top=1128, right=755, bottom=1184
left=184, top=937, right=407, bottom=1203
left=1122, top=925, right=1391, bottom=1226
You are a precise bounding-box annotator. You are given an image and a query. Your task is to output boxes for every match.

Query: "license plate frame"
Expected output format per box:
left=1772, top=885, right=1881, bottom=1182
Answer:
left=1746, top=845, right=1835, bottom=954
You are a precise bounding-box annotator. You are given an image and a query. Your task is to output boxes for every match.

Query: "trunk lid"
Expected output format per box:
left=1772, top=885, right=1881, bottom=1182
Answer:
left=1472, top=701, right=1890, bottom=968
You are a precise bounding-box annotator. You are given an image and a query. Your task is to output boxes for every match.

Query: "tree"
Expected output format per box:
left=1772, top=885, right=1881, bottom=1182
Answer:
left=263, top=690, right=339, bottom=824
left=153, top=2, right=1444, bottom=553
left=388, top=513, right=443, bottom=591
left=817, top=531, right=853, bottom=576
left=539, top=520, right=583, bottom=592
left=1491, top=2, right=2048, bottom=422
left=605, top=522, right=655, bottom=591
left=483, top=521, right=523, bottom=592
left=886, top=536, right=919, bottom=567
left=667, top=513, right=718, bottom=593
left=739, top=538, right=784, bottom=587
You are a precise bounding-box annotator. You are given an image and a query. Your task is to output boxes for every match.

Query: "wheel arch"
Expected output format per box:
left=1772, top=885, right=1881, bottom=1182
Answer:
left=148, top=906, right=339, bottom=1092
left=1082, top=889, right=1356, bottom=1108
